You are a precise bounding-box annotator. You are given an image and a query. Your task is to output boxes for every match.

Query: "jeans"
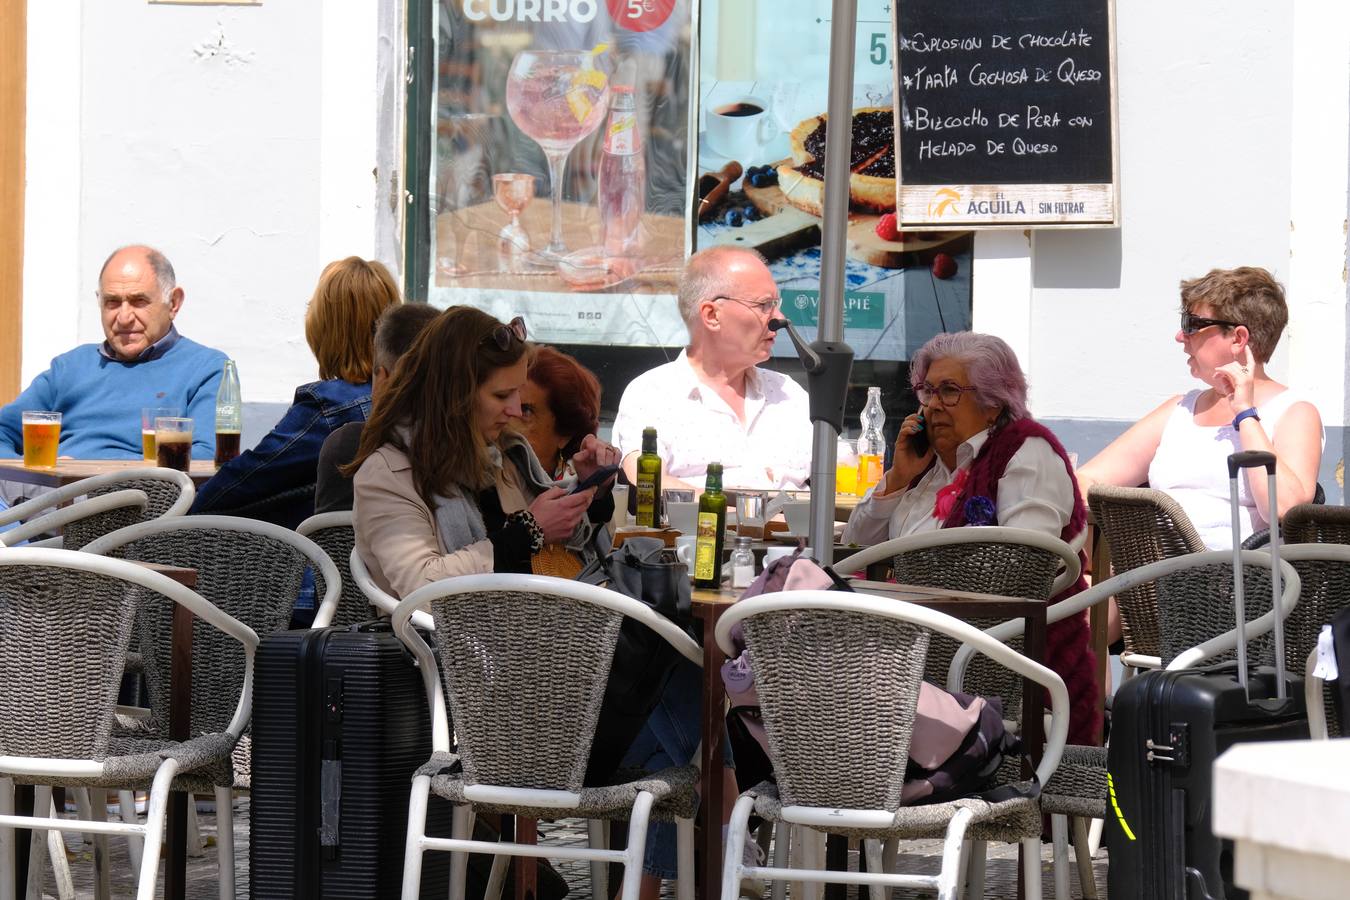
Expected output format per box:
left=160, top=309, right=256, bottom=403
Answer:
left=619, top=656, right=733, bottom=879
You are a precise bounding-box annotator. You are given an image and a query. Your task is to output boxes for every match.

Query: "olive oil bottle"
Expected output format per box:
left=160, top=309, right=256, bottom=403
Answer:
left=635, top=427, right=662, bottom=527
left=693, top=462, right=727, bottom=589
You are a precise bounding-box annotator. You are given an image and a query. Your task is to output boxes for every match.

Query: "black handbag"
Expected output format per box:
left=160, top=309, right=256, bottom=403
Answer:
left=578, top=537, right=694, bottom=784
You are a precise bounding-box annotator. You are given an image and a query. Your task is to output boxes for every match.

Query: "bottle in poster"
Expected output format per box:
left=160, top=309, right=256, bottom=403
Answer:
left=598, top=64, right=645, bottom=270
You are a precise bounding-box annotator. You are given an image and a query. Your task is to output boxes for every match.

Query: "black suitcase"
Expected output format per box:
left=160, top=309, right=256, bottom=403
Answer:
left=250, top=620, right=451, bottom=899
left=1106, top=451, right=1308, bottom=899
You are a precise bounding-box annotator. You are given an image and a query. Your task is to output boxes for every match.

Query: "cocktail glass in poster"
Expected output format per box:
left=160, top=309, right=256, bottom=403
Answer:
left=428, top=0, right=694, bottom=346
left=694, top=0, right=972, bottom=361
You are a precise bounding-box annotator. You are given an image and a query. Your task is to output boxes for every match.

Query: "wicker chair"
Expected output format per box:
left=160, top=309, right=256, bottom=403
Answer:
left=837, top=527, right=1083, bottom=895
left=953, top=549, right=1302, bottom=899
left=1087, top=485, right=1208, bottom=671
left=391, top=573, right=703, bottom=900
left=297, top=511, right=374, bottom=628
left=716, top=591, right=1070, bottom=900
left=1282, top=502, right=1350, bottom=545
left=0, top=547, right=257, bottom=900
left=0, top=467, right=194, bottom=549
left=82, top=515, right=341, bottom=899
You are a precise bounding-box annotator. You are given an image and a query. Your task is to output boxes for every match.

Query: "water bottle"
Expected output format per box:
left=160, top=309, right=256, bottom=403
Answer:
left=214, top=359, right=242, bottom=466
left=857, top=386, right=886, bottom=494
left=597, top=67, right=645, bottom=265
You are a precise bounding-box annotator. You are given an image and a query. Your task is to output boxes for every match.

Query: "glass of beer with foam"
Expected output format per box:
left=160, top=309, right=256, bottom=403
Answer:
left=154, top=417, right=194, bottom=472
left=141, top=406, right=181, bottom=462
left=21, top=411, right=61, bottom=469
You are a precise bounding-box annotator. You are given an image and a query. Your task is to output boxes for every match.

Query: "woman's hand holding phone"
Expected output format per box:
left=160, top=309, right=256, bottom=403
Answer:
left=529, top=487, right=594, bottom=542
left=884, top=411, right=934, bottom=494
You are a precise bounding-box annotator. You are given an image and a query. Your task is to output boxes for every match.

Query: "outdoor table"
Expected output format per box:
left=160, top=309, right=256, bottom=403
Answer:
left=690, top=582, right=1048, bottom=900
left=0, top=457, right=217, bottom=488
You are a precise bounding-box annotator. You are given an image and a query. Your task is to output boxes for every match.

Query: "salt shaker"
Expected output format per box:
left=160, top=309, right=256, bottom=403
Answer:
left=730, top=536, right=756, bottom=590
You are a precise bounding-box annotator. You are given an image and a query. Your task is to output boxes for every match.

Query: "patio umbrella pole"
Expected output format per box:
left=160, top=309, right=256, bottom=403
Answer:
left=808, top=0, right=861, bottom=564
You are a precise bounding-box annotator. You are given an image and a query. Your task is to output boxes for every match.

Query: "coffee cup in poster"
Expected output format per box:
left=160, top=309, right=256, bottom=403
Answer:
left=705, top=96, right=776, bottom=160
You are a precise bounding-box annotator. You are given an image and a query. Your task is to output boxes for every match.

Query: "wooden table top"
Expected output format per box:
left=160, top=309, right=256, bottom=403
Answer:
left=0, top=458, right=217, bottom=487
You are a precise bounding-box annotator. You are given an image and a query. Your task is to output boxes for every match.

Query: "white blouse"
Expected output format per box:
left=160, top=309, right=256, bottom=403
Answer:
left=841, top=429, right=1075, bottom=546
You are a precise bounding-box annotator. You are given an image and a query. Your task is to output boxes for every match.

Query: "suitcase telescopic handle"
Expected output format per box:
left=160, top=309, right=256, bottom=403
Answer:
left=1228, top=450, right=1277, bottom=478
left=1227, top=449, right=1286, bottom=698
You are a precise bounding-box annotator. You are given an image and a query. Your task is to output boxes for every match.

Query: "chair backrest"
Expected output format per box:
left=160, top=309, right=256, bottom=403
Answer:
left=82, top=468, right=196, bottom=522
left=717, top=591, right=1070, bottom=816
left=1282, top=504, right=1350, bottom=545
left=0, top=490, right=148, bottom=550
left=391, top=573, right=701, bottom=795
left=858, top=529, right=1076, bottom=723
left=84, top=516, right=338, bottom=735
left=1155, top=559, right=1283, bottom=668
left=1281, top=543, right=1350, bottom=737
left=0, top=549, right=142, bottom=759
left=297, top=511, right=370, bottom=628
left=0, top=468, right=194, bottom=551
left=1088, top=485, right=1207, bottom=659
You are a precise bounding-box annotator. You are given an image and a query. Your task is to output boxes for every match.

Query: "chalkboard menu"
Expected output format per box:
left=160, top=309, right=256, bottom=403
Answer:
left=892, top=0, right=1118, bottom=227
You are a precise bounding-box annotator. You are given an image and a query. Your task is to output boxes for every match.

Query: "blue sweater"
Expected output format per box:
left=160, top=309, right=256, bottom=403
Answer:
left=0, top=336, right=227, bottom=460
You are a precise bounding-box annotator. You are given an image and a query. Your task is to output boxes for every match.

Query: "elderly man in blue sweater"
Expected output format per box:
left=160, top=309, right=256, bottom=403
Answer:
left=0, top=245, right=227, bottom=462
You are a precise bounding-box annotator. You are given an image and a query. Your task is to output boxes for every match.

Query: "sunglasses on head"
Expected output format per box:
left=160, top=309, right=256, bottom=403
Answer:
left=485, top=316, right=528, bottom=350
left=1180, top=311, right=1243, bottom=335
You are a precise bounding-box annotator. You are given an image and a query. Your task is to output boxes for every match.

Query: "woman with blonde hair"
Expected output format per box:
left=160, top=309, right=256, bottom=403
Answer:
left=192, top=256, right=401, bottom=528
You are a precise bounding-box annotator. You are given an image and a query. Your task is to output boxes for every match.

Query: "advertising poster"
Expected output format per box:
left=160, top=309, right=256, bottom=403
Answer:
left=694, top=0, right=972, bottom=361
left=428, top=0, right=695, bottom=346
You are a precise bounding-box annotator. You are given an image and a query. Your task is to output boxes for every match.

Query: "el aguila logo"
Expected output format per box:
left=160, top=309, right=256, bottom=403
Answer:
left=927, top=188, right=961, bottom=218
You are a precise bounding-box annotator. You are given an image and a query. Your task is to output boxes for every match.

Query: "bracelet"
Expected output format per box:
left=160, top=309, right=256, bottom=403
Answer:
left=507, top=510, right=545, bottom=553
left=1232, top=407, right=1261, bottom=430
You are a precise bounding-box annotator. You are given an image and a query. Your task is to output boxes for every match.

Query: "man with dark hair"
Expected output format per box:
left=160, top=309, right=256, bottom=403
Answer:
left=0, top=244, right=226, bottom=462
left=313, top=302, right=440, bottom=513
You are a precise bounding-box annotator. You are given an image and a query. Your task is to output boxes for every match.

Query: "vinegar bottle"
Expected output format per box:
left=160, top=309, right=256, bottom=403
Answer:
left=857, top=386, right=886, bottom=495
left=598, top=73, right=645, bottom=268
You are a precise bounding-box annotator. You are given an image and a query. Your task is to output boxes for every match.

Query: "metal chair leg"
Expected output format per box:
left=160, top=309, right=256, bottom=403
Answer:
left=1072, top=817, right=1099, bottom=899
left=1051, top=815, right=1070, bottom=899
left=216, top=787, right=236, bottom=900
left=587, top=819, right=609, bottom=900
left=1021, top=837, right=1043, bottom=900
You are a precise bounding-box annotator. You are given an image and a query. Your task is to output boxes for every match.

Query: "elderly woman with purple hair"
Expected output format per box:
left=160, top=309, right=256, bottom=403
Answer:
left=843, top=331, right=1100, bottom=744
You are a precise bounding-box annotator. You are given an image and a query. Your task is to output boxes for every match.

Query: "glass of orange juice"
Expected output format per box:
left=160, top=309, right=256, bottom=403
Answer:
left=21, top=411, right=61, bottom=469
left=835, top=437, right=858, bottom=495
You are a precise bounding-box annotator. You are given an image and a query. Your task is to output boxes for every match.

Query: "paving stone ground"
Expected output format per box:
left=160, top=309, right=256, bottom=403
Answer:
left=28, top=797, right=1109, bottom=899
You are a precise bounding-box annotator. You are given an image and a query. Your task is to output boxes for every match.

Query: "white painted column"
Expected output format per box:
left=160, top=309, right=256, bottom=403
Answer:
left=971, top=229, right=1033, bottom=396
left=1286, top=0, right=1350, bottom=428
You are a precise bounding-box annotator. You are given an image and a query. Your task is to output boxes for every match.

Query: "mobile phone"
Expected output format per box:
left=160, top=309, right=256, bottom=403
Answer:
left=568, top=464, right=620, bottom=495
left=908, top=412, right=930, bottom=455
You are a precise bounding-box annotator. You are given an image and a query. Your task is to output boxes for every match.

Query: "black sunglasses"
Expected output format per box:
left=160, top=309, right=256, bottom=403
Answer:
left=486, top=316, right=528, bottom=350
left=1180, top=311, right=1243, bottom=335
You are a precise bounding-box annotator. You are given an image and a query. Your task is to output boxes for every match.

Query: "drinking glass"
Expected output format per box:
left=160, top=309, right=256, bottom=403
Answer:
left=835, top=436, right=859, bottom=496
left=735, top=490, right=768, bottom=539
left=141, top=406, right=182, bottom=462
left=505, top=49, right=610, bottom=261
left=21, top=411, right=61, bottom=469
left=154, top=417, right=194, bottom=472
left=493, top=173, right=536, bottom=271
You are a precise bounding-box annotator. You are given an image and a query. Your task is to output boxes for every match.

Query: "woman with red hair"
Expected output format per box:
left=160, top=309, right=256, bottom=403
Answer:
left=513, top=346, right=603, bottom=482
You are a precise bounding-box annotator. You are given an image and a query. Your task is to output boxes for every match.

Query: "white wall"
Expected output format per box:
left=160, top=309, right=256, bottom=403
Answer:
left=22, top=0, right=383, bottom=406
left=973, top=0, right=1349, bottom=430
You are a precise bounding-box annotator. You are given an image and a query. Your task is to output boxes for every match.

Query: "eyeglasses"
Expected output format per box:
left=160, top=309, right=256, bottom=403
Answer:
left=913, top=380, right=980, bottom=408
left=714, top=295, right=781, bottom=317
left=486, top=316, right=528, bottom=350
left=1180, top=311, right=1243, bottom=335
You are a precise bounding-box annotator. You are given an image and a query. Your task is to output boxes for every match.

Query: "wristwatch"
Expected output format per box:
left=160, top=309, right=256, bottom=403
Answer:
left=1232, top=407, right=1260, bottom=430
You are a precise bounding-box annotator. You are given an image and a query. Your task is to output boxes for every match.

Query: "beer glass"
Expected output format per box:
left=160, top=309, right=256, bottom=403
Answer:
left=154, top=417, right=194, bottom=472
left=21, top=411, right=61, bottom=469
left=141, top=406, right=181, bottom=462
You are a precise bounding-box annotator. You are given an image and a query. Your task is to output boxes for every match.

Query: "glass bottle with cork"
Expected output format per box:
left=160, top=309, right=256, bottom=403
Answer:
left=856, top=386, right=886, bottom=495
left=634, top=426, right=662, bottom=527
left=693, top=462, right=727, bottom=589
left=214, top=359, right=242, bottom=466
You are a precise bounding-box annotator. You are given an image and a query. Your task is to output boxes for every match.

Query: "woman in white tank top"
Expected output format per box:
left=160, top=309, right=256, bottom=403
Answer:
left=1076, top=268, right=1324, bottom=635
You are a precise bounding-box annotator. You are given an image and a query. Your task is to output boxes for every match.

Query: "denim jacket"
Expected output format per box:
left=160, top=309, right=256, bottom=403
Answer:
left=190, top=378, right=372, bottom=529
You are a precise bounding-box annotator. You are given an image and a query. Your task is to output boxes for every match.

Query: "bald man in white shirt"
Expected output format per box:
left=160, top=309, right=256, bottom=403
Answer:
left=613, top=246, right=812, bottom=491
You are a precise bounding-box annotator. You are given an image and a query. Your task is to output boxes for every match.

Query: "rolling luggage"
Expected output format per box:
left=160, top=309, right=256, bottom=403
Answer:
left=1106, top=451, right=1308, bottom=899
left=250, top=620, right=451, bottom=899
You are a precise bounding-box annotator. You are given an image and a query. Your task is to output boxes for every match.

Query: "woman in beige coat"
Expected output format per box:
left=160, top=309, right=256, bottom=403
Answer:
left=348, top=306, right=619, bottom=599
